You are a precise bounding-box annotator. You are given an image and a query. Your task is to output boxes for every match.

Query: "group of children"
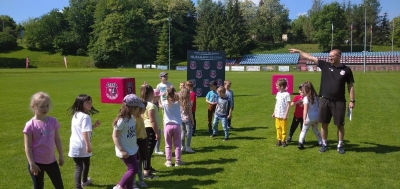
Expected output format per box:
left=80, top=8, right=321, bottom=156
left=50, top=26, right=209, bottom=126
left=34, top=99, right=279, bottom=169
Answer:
left=272, top=78, right=322, bottom=149
left=23, top=71, right=235, bottom=189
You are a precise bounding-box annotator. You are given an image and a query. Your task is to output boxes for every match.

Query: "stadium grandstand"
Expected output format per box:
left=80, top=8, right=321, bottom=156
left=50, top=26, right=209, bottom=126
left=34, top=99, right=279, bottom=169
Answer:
left=225, top=51, right=400, bottom=66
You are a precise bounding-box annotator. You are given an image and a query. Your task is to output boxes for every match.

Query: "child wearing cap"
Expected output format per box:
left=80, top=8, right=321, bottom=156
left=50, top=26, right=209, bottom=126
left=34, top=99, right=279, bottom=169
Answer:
left=205, top=80, right=218, bottom=134
left=156, top=72, right=173, bottom=102
left=286, top=84, right=304, bottom=143
left=112, top=94, right=144, bottom=189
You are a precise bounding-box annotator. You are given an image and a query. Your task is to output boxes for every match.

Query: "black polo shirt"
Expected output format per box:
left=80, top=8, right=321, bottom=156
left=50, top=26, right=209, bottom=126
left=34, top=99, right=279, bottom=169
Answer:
left=318, top=60, right=354, bottom=102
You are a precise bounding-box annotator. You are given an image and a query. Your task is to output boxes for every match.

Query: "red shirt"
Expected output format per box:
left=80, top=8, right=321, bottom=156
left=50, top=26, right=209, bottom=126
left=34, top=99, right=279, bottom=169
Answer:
left=190, top=91, right=196, bottom=112
left=292, top=95, right=303, bottom=118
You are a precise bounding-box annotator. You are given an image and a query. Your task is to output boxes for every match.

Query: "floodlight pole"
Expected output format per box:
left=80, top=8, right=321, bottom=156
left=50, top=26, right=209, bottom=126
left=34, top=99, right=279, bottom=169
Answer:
left=167, top=17, right=172, bottom=70
left=363, top=4, right=367, bottom=73
left=392, top=19, right=395, bottom=52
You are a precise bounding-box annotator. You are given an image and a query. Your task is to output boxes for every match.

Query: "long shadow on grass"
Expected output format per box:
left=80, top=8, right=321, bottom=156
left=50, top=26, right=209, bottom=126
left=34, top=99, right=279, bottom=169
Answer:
left=346, top=142, right=400, bottom=154
left=234, top=94, right=256, bottom=97
left=230, top=126, right=266, bottom=132
left=147, top=178, right=218, bottom=189
left=228, top=136, right=265, bottom=140
left=189, top=158, right=237, bottom=165
left=195, top=145, right=238, bottom=153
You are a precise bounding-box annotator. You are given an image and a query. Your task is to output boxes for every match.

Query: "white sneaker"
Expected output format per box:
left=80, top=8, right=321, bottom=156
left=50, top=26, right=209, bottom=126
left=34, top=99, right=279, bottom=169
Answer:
left=165, top=160, right=172, bottom=167
left=175, top=160, right=185, bottom=167
left=113, top=185, right=123, bottom=189
left=181, top=146, right=186, bottom=152
left=185, top=147, right=195, bottom=153
left=154, top=151, right=164, bottom=155
left=81, top=177, right=92, bottom=187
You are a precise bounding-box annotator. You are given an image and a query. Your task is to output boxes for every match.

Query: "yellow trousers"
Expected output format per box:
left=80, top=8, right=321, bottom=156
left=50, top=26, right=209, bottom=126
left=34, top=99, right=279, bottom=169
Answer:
left=275, top=118, right=287, bottom=141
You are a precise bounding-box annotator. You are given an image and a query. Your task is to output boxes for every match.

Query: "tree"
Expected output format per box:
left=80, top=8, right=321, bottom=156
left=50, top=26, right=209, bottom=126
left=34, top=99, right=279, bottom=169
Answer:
left=67, top=0, right=96, bottom=54
left=208, top=1, right=225, bottom=51
left=0, top=32, right=17, bottom=51
left=223, top=0, right=250, bottom=58
left=239, top=0, right=257, bottom=29
left=89, top=0, right=153, bottom=68
left=311, top=2, right=346, bottom=50
left=0, top=15, right=18, bottom=46
left=391, top=16, right=400, bottom=48
left=253, top=0, right=289, bottom=42
left=0, top=15, right=17, bottom=33
left=22, top=9, right=68, bottom=51
left=290, top=15, right=308, bottom=43
left=155, top=22, right=170, bottom=65
left=193, top=0, right=219, bottom=50
left=308, top=0, right=324, bottom=17
left=374, top=12, right=391, bottom=45
left=342, top=0, right=354, bottom=42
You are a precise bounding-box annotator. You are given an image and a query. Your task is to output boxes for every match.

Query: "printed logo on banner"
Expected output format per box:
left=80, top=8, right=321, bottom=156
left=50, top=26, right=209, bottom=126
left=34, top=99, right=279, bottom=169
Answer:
left=203, top=79, right=210, bottom=87
left=196, top=88, right=202, bottom=96
left=204, top=61, right=210, bottom=70
left=190, top=61, right=196, bottom=69
left=196, top=70, right=202, bottom=78
left=217, top=79, right=222, bottom=87
left=190, top=79, right=196, bottom=87
left=106, top=82, right=118, bottom=100
left=210, top=70, right=217, bottom=78
left=217, top=61, right=223, bottom=69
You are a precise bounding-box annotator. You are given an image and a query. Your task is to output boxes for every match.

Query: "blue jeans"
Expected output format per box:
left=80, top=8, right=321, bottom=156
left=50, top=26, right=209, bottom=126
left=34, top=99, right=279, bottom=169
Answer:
left=212, top=115, right=229, bottom=138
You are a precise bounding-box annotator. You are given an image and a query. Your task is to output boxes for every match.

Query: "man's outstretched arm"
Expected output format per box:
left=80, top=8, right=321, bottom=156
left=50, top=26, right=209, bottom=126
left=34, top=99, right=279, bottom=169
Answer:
left=289, top=49, right=319, bottom=66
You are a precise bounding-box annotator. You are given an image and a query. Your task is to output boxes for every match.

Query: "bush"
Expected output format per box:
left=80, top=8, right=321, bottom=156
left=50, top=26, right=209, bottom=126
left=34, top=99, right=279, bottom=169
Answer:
left=76, top=48, right=87, bottom=56
left=0, top=32, right=17, bottom=51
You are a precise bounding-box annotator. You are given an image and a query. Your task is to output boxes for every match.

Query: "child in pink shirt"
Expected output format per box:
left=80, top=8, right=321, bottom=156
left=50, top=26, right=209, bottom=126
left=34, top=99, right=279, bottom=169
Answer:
left=23, top=92, right=64, bottom=189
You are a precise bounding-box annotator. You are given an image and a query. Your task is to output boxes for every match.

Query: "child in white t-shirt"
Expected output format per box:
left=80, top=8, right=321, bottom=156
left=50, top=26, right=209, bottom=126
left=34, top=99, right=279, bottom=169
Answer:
left=272, top=78, right=291, bottom=147
left=67, top=94, right=101, bottom=188
left=156, top=72, right=173, bottom=102
left=112, top=94, right=144, bottom=189
left=298, top=81, right=322, bottom=149
left=161, top=86, right=184, bottom=167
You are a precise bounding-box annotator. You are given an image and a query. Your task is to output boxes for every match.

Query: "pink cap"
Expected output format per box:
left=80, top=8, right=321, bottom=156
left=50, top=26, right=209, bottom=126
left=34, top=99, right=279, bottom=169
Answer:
left=153, top=89, right=160, bottom=96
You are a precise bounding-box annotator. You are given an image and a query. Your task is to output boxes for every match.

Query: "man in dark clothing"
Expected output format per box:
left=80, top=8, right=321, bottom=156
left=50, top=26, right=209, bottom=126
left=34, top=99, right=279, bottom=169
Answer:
left=289, top=48, right=355, bottom=154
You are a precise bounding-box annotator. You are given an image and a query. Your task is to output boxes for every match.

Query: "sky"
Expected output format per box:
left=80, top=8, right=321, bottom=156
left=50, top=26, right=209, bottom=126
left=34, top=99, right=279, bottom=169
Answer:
left=0, top=0, right=399, bottom=24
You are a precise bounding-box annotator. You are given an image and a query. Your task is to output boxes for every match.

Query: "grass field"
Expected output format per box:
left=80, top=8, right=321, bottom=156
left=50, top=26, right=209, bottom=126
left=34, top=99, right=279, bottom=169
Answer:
left=0, top=69, right=399, bottom=189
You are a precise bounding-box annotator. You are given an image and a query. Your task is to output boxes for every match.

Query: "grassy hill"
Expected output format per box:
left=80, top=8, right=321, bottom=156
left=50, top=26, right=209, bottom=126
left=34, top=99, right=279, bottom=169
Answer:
left=2, top=43, right=399, bottom=68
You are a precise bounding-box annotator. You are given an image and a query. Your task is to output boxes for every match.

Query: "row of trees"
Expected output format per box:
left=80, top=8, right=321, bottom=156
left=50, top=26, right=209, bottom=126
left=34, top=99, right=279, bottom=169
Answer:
left=290, top=0, right=399, bottom=50
left=1, top=0, right=399, bottom=67
left=0, top=15, right=23, bottom=51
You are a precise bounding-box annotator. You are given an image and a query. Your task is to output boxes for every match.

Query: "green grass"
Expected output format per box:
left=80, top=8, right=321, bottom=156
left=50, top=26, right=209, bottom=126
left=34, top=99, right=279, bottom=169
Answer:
left=0, top=46, right=94, bottom=68
left=0, top=69, right=399, bottom=189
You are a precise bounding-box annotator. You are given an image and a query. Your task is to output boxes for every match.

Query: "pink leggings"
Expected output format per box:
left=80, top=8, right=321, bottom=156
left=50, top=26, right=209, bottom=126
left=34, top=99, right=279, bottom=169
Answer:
left=164, top=124, right=182, bottom=162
